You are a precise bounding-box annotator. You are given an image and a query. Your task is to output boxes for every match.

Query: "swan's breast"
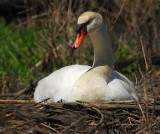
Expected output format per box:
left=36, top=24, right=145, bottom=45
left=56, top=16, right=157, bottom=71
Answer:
left=71, top=66, right=112, bottom=102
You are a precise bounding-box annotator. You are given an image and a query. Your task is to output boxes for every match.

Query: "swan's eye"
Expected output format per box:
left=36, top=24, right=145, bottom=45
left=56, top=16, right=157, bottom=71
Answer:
left=76, top=19, right=94, bottom=35
left=76, top=21, right=90, bottom=34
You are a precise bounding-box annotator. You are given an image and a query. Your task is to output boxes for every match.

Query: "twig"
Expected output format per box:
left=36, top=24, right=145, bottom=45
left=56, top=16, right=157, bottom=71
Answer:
left=140, top=36, right=149, bottom=71
left=33, top=126, right=54, bottom=134
left=0, top=94, right=15, bottom=98
left=99, top=100, right=135, bottom=104
left=123, top=110, right=142, bottom=119
left=13, top=78, right=41, bottom=99
left=30, top=60, right=43, bottom=72
left=105, top=119, right=119, bottom=126
left=60, top=116, right=85, bottom=134
left=25, top=98, right=50, bottom=108
left=137, top=69, right=160, bottom=89
left=111, top=0, right=127, bottom=30
left=76, top=101, right=117, bottom=109
left=136, top=122, right=156, bottom=134
left=0, top=99, right=34, bottom=104
left=148, top=84, right=159, bottom=130
left=40, top=123, right=59, bottom=133
left=89, top=107, right=105, bottom=134
left=48, top=101, right=160, bottom=111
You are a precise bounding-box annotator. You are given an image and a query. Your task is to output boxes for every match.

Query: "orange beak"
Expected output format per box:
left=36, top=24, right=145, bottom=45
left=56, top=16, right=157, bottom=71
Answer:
left=72, top=29, right=86, bottom=49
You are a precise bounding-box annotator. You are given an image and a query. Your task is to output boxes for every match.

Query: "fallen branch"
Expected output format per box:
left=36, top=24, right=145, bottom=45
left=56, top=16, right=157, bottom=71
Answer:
left=0, top=99, right=34, bottom=104
left=76, top=101, right=160, bottom=111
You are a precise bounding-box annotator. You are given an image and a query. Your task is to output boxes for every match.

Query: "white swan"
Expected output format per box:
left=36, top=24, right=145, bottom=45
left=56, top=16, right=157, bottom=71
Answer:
left=34, top=11, right=138, bottom=103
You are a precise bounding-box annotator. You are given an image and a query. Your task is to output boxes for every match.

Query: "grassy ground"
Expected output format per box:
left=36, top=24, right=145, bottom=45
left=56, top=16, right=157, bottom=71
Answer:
left=0, top=22, right=44, bottom=92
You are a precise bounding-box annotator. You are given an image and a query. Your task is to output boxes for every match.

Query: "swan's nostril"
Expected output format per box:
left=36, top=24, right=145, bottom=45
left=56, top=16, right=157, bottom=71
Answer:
left=72, top=45, right=77, bottom=49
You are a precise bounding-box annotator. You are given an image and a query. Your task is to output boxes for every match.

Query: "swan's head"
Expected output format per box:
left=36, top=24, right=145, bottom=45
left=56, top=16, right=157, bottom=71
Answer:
left=72, top=11, right=103, bottom=49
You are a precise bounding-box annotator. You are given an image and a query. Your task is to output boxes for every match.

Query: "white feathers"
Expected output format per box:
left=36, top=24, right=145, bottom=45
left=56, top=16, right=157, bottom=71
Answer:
left=34, top=65, right=91, bottom=102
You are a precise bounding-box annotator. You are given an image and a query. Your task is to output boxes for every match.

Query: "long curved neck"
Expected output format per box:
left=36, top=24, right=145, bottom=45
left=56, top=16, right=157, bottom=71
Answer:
left=88, top=23, right=114, bottom=68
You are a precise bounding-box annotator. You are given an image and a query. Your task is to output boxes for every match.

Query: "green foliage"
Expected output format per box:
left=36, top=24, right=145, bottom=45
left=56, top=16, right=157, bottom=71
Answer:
left=0, top=22, right=45, bottom=85
left=114, top=44, right=140, bottom=77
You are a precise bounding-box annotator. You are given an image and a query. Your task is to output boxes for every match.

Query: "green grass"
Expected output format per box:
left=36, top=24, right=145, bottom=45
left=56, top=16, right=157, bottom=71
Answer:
left=0, top=21, right=75, bottom=92
left=0, top=22, right=46, bottom=87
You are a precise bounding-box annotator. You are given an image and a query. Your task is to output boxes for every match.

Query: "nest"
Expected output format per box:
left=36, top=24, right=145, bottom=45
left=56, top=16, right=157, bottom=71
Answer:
left=0, top=71, right=160, bottom=134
